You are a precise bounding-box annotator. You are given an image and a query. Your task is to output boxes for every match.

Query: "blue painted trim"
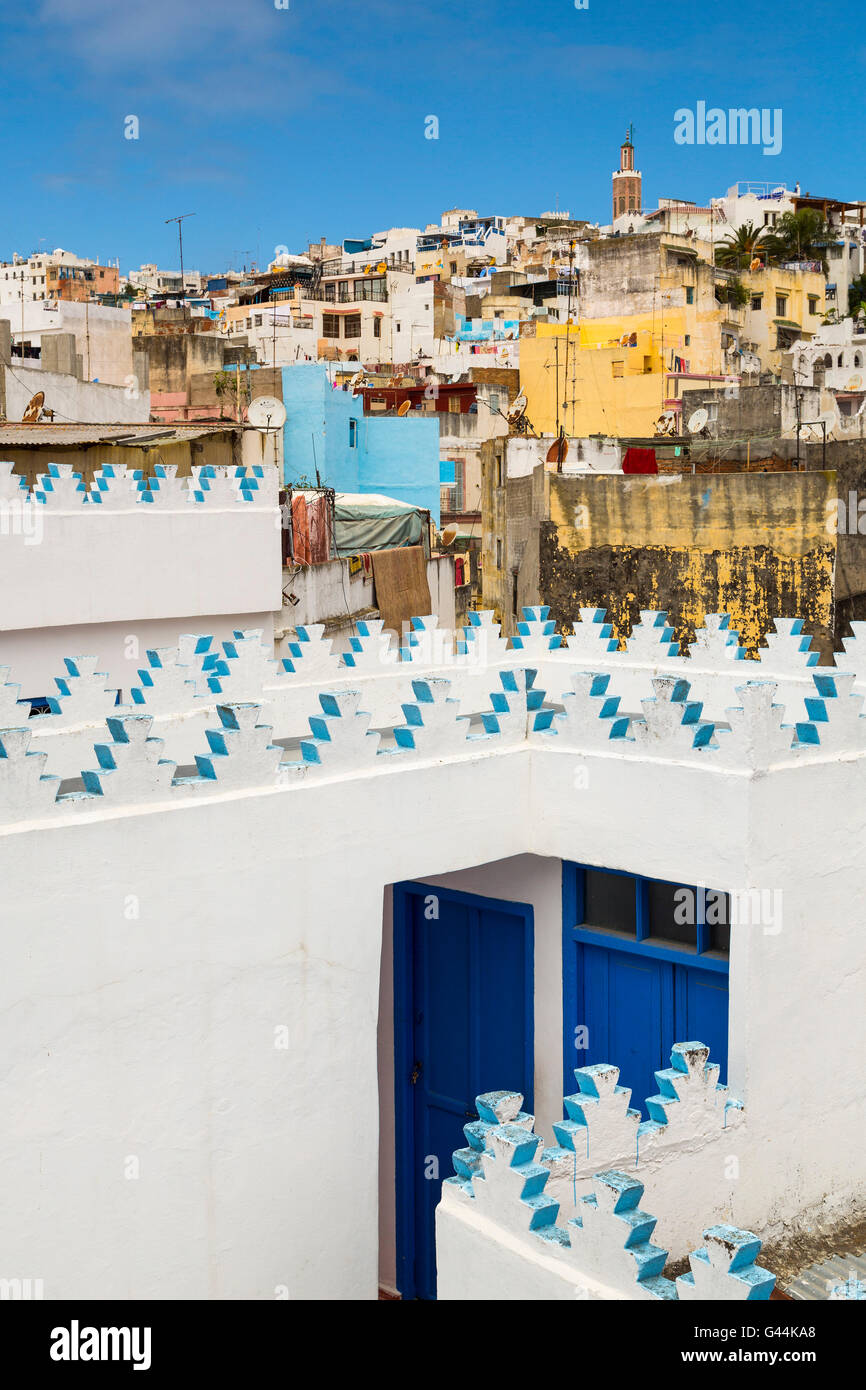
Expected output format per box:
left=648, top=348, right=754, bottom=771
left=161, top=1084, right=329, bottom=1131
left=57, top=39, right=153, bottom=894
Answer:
left=392, top=882, right=415, bottom=1302
left=570, top=926, right=730, bottom=974
left=635, top=878, right=650, bottom=942
left=561, top=862, right=579, bottom=1112
left=393, top=879, right=534, bottom=1302
left=696, top=884, right=710, bottom=955
left=561, top=862, right=730, bottom=1099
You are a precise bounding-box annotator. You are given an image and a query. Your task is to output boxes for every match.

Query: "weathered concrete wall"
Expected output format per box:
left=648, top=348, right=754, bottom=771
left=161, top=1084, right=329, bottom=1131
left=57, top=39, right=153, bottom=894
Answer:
left=0, top=301, right=134, bottom=387
left=481, top=437, right=549, bottom=632
left=681, top=385, right=822, bottom=440
left=811, top=452, right=866, bottom=638
left=139, top=333, right=225, bottom=394
left=538, top=470, right=837, bottom=657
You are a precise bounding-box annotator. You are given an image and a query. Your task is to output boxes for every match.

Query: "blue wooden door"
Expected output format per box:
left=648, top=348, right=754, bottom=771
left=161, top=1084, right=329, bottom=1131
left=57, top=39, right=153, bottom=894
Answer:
left=579, top=945, right=728, bottom=1118
left=582, top=945, right=672, bottom=1119
left=396, top=886, right=533, bottom=1300
left=676, top=962, right=729, bottom=1082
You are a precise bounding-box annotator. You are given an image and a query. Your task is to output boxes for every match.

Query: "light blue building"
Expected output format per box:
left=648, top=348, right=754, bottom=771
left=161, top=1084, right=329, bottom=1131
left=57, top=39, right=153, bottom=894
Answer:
left=280, top=363, right=440, bottom=525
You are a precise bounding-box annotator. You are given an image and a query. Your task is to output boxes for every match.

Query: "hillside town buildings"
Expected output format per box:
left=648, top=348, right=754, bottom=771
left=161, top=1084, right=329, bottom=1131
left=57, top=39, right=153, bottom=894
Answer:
left=1, top=129, right=865, bottom=1313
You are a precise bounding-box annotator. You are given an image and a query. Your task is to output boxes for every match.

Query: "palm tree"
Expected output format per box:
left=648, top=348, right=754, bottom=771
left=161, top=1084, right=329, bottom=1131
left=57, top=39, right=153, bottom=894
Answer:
left=714, top=221, right=769, bottom=270
left=762, top=209, right=828, bottom=271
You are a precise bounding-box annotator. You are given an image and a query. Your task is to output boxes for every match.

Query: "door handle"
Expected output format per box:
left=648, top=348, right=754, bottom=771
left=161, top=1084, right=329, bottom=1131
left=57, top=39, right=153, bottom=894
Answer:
left=410, top=1061, right=422, bottom=1085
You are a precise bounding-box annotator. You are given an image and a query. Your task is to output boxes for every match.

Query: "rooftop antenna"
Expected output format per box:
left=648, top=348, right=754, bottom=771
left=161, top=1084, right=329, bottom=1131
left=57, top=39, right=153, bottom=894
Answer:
left=165, top=213, right=195, bottom=319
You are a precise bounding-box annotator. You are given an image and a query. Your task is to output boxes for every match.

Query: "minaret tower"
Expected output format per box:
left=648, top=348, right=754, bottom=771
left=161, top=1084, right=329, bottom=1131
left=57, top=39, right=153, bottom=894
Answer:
left=612, top=124, right=642, bottom=222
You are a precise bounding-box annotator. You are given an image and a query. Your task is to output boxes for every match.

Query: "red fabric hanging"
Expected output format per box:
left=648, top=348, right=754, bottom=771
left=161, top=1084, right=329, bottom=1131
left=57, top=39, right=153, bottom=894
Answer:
left=622, top=447, right=658, bottom=475
left=291, top=493, right=311, bottom=565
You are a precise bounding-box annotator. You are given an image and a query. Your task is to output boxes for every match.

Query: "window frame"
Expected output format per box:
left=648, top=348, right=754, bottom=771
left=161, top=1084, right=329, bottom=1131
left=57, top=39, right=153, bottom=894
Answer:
left=564, top=862, right=730, bottom=974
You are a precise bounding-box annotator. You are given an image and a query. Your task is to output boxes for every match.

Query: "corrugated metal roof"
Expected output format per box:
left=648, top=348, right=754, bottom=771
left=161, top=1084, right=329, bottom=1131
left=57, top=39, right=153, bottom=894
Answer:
left=786, top=1250, right=866, bottom=1300
left=0, top=423, right=240, bottom=447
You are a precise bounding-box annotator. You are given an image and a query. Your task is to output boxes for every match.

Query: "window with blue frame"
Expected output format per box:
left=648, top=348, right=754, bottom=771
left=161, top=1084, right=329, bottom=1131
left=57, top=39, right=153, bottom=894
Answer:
left=575, top=866, right=731, bottom=959
left=563, top=864, right=730, bottom=1117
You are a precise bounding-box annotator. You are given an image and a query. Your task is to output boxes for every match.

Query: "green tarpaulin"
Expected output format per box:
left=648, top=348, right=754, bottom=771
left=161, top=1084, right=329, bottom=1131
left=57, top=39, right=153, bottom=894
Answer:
left=332, top=493, right=428, bottom=557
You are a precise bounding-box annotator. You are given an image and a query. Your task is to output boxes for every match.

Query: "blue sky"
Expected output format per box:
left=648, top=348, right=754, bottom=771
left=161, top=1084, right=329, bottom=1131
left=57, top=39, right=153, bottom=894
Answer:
left=0, top=0, right=860, bottom=275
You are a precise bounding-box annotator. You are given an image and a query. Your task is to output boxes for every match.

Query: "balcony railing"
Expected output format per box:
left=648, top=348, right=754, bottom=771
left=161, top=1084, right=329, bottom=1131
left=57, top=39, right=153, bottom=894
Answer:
left=317, top=256, right=414, bottom=277
left=778, top=260, right=823, bottom=273
left=309, top=286, right=388, bottom=304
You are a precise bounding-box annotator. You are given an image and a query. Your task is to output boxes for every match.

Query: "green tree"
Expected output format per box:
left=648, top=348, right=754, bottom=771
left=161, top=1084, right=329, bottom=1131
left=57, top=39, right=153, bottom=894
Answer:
left=848, top=273, right=866, bottom=320
left=716, top=276, right=749, bottom=309
left=714, top=221, right=768, bottom=270
left=213, top=371, right=234, bottom=420
left=762, top=209, right=828, bottom=271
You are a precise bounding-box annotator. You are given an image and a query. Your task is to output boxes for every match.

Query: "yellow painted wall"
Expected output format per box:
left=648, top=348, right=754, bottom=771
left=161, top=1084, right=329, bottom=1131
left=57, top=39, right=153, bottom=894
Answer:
left=522, top=299, right=725, bottom=437
left=541, top=471, right=837, bottom=657
left=740, top=267, right=826, bottom=374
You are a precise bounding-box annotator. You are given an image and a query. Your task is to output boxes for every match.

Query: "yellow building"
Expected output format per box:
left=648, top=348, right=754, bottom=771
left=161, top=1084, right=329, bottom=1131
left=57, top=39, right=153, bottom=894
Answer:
left=520, top=233, right=728, bottom=437
left=739, top=265, right=826, bottom=376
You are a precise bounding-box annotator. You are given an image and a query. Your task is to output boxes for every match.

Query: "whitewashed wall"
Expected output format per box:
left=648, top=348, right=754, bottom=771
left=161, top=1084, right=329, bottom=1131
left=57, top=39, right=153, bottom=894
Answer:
left=0, top=300, right=134, bottom=387
left=437, top=1143, right=776, bottom=1302
left=2, top=365, right=151, bottom=426
left=0, top=614, right=865, bottom=1299
left=0, top=461, right=281, bottom=695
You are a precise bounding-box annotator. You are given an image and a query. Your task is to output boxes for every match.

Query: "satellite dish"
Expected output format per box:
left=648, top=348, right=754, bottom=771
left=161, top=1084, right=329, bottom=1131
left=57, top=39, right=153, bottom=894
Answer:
left=247, top=396, right=287, bottom=431
left=507, top=391, right=528, bottom=423
left=802, top=412, right=837, bottom=441
left=546, top=436, right=569, bottom=464
left=654, top=410, right=677, bottom=437
left=440, top=525, right=458, bottom=547
left=397, top=400, right=412, bottom=416
left=349, top=370, right=367, bottom=396
left=22, top=391, right=45, bottom=423
left=687, top=408, right=709, bottom=434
